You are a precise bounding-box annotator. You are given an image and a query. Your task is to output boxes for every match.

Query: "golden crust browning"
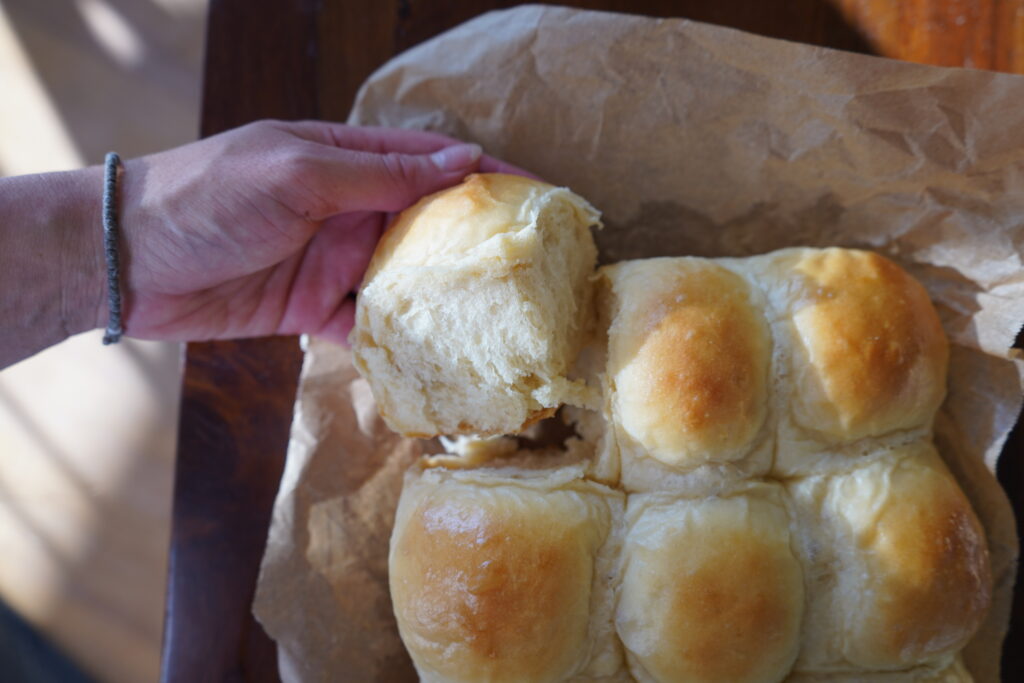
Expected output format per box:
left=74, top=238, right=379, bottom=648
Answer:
left=843, top=449, right=992, bottom=667
left=789, top=249, right=948, bottom=441
left=389, top=474, right=614, bottom=682
left=616, top=489, right=803, bottom=683
left=604, top=259, right=770, bottom=469
left=365, top=173, right=557, bottom=281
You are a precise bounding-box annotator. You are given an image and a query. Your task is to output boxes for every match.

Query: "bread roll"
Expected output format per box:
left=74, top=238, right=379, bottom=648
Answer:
left=389, top=464, right=625, bottom=683
left=787, top=442, right=991, bottom=672
left=752, top=248, right=949, bottom=475
left=615, top=483, right=803, bottom=683
left=352, top=173, right=601, bottom=438
left=600, top=258, right=772, bottom=493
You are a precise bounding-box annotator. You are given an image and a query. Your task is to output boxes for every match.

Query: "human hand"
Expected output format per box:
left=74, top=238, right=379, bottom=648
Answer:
left=96, top=120, right=528, bottom=343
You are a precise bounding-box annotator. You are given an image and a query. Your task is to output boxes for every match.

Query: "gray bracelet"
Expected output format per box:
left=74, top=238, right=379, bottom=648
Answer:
left=102, top=152, right=124, bottom=345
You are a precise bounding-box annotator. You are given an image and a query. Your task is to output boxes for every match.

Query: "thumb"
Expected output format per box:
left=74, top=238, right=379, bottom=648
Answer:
left=311, top=143, right=483, bottom=216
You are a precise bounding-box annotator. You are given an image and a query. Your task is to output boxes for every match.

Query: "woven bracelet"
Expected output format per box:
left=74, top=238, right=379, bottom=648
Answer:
left=101, top=152, right=124, bottom=345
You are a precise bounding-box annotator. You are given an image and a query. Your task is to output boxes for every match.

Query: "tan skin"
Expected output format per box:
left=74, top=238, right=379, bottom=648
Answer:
left=0, top=120, right=529, bottom=369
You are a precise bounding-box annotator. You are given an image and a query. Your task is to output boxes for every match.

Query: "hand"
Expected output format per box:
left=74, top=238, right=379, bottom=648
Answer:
left=105, top=120, right=526, bottom=343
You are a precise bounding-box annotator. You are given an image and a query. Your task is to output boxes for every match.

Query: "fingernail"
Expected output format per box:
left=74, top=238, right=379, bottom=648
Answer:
left=430, top=143, right=482, bottom=172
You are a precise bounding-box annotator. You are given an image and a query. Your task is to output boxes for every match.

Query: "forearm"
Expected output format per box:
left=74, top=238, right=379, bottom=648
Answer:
left=0, top=167, right=105, bottom=369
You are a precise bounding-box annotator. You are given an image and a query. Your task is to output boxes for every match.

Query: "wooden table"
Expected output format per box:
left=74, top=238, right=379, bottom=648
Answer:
left=161, top=2, right=1024, bottom=681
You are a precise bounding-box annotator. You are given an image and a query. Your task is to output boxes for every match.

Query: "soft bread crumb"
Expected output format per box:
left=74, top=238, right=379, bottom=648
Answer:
left=352, top=173, right=601, bottom=438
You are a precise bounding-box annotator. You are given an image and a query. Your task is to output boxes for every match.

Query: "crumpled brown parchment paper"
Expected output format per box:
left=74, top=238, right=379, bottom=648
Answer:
left=252, top=6, right=1024, bottom=682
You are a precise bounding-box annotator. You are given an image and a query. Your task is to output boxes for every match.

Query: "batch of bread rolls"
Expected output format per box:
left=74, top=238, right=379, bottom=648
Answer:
left=351, top=174, right=993, bottom=683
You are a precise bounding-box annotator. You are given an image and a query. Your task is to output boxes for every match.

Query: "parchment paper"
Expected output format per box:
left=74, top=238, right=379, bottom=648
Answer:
left=252, top=6, right=1024, bottom=682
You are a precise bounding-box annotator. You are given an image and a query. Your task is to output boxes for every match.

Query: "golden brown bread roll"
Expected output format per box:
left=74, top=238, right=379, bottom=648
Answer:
left=389, top=464, right=625, bottom=683
left=363, top=178, right=991, bottom=683
left=785, top=249, right=947, bottom=438
left=753, top=248, right=949, bottom=475
left=616, top=483, right=803, bottom=683
left=599, top=257, right=773, bottom=493
left=352, top=173, right=601, bottom=438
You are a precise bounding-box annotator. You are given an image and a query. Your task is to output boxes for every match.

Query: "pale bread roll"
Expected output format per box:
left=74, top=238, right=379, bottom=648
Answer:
left=599, top=258, right=772, bottom=493
left=615, top=483, right=803, bottom=683
left=352, top=173, right=600, bottom=438
left=787, top=442, right=991, bottom=672
left=389, top=464, right=625, bottom=683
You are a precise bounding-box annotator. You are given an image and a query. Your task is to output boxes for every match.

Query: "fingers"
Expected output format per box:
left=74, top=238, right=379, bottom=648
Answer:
left=280, top=120, right=542, bottom=178
left=281, top=120, right=467, bottom=155
left=272, top=121, right=545, bottom=217
left=301, top=143, right=483, bottom=216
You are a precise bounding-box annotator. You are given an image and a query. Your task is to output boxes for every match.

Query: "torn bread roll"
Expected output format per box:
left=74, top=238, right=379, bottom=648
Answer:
left=352, top=173, right=601, bottom=438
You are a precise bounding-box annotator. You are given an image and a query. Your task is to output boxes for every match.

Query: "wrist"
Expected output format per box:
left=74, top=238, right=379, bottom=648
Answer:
left=57, top=166, right=107, bottom=337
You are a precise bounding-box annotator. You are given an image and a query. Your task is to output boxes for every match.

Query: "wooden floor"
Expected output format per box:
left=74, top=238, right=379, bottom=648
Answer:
left=0, top=1, right=205, bottom=682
